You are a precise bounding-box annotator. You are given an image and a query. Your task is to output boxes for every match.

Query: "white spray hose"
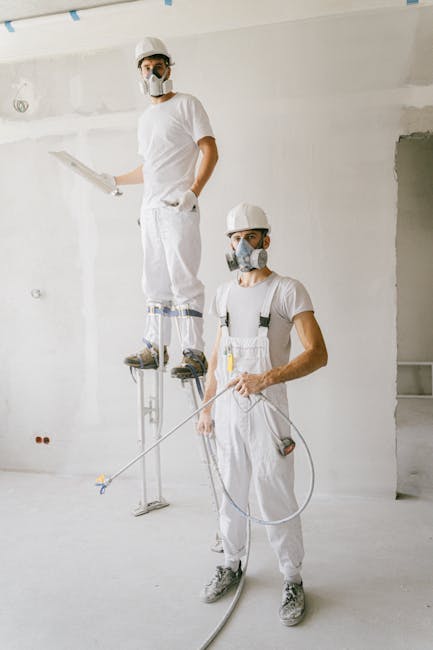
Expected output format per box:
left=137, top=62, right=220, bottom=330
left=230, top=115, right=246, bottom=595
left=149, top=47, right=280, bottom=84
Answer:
left=203, top=392, right=315, bottom=526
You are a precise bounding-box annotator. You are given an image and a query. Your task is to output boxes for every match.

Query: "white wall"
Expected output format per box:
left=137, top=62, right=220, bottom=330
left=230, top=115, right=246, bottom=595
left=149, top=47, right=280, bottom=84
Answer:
left=2, top=4, right=433, bottom=497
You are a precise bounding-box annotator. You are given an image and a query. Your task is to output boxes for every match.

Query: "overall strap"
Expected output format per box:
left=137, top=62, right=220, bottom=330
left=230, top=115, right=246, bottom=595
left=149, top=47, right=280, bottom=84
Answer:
left=218, top=282, right=233, bottom=335
left=258, top=274, right=281, bottom=337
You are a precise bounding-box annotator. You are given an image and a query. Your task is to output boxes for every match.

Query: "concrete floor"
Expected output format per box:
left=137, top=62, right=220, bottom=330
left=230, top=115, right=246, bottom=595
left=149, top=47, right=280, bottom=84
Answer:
left=1, top=471, right=432, bottom=650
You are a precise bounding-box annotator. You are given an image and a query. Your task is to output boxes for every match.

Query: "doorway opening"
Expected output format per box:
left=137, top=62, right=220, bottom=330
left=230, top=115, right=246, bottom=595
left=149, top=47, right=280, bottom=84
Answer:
left=395, top=133, right=433, bottom=498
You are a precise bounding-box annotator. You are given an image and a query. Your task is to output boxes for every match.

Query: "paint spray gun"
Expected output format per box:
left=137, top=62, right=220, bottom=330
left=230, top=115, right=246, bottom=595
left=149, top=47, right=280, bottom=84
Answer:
left=276, top=437, right=296, bottom=456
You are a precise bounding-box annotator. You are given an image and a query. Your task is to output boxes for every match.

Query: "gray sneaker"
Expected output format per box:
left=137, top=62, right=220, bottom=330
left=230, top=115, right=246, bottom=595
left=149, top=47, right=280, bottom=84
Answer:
left=200, top=564, right=242, bottom=603
left=279, top=581, right=305, bottom=626
left=124, top=345, right=168, bottom=369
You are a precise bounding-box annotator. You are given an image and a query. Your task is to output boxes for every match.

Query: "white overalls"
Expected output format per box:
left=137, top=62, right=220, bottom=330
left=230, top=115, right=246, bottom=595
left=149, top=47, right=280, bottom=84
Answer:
left=214, top=275, right=304, bottom=581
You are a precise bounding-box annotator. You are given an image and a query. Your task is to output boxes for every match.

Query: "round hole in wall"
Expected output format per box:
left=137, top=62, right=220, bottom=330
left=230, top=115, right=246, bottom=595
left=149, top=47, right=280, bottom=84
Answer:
left=43, top=437, right=50, bottom=444
left=35, top=436, right=42, bottom=444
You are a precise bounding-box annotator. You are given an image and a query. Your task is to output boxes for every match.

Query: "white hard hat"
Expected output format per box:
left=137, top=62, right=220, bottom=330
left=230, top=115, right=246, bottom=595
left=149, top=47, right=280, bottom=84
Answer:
left=135, top=36, right=174, bottom=67
left=225, top=202, right=271, bottom=235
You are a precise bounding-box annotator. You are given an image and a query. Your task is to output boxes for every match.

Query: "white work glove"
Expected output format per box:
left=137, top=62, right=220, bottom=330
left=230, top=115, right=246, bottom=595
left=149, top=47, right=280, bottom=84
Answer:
left=176, top=189, right=197, bottom=212
left=100, top=173, right=122, bottom=196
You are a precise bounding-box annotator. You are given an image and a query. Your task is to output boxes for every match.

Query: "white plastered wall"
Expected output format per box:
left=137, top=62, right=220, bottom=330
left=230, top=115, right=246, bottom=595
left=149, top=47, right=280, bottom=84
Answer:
left=2, top=3, right=433, bottom=497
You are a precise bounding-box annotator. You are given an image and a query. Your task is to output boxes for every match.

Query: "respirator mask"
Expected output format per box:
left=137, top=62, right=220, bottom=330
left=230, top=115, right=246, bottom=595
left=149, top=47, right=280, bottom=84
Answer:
left=225, top=236, right=268, bottom=273
left=140, top=66, right=173, bottom=97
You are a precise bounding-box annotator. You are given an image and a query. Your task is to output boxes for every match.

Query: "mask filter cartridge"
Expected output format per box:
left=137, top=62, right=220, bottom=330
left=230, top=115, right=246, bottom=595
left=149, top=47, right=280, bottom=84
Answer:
left=139, top=67, right=173, bottom=96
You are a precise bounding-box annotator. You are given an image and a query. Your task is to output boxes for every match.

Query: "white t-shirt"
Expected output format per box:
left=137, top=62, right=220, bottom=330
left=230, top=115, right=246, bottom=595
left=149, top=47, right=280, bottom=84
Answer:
left=210, top=272, right=314, bottom=368
left=137, top=92, right=214, bottom=209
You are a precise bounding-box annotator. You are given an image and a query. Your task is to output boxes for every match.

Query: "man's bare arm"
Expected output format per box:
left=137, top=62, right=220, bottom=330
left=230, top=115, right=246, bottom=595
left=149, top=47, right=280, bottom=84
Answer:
left=230, top=311, right=327, bottom=396
left=197, top=326, right=221, bottom=434
left=115, top=165, right=144, bottom=185
left=191, top=136, right=219, bottom=198
left=264, top=311, right=328, bottom=385
left=201, top=325, right=221, bottom=410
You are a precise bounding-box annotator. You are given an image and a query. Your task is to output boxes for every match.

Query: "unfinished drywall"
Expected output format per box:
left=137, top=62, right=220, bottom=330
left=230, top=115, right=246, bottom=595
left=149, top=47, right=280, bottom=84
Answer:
left=2, top=4, right=433, bottom=497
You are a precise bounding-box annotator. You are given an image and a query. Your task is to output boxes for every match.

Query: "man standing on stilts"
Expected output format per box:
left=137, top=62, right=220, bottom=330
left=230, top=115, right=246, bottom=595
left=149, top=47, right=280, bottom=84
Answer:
left=110, top=36, right=218, bottom=377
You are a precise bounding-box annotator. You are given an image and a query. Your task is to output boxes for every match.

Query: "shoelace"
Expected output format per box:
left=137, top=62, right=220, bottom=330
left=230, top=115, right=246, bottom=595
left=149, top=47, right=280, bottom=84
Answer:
left=208, top=566, right=226, bottom=587
left=142, top=340, right=164, bottom=368
left=183, top=348, right=206, bottom=371
left=283, top=583, right=302, bottom=606
left=182, top=348, right=206, bottom=396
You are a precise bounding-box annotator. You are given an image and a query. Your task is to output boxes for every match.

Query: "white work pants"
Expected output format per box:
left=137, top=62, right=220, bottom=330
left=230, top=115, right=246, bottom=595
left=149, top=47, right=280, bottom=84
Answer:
left=140, top=206, right=205, bottom=351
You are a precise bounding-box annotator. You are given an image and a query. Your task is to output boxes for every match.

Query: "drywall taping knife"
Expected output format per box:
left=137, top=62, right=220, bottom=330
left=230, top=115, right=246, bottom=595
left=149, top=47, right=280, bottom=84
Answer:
left=49, top=150, right=122, bottom=196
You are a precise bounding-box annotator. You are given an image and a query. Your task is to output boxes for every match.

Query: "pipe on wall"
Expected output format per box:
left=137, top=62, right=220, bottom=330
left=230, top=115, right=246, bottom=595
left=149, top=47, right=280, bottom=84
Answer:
left=2, top=0, right=172, bottom=33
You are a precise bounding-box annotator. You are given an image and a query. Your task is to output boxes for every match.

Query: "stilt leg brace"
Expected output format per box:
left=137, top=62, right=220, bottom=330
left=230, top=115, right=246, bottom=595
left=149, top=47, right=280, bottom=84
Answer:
left=146, top=303, right=172, bottom=317
left=146, top=304, right=203, bottom=319
left=174, top=305, right=203, bottom=319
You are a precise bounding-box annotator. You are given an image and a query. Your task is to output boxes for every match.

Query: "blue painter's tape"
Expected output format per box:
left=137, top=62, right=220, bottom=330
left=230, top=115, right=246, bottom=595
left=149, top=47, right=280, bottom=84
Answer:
left=69, top=10, right=80, bottom=21
left=407, top=0, right=419, bottom=4
left=5, top=20, right=15, bottom=32
left=164, top=0, right=173, bottom=5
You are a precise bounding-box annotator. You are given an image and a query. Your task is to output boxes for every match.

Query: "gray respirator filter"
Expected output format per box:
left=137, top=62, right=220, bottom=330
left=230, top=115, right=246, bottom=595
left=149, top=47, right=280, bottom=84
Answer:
left=139, top=68, right=173, bottom=96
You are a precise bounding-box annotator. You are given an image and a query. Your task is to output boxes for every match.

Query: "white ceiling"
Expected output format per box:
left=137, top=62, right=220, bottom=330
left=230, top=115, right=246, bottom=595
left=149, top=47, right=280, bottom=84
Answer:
left=0, top=0, right=426, bottom=64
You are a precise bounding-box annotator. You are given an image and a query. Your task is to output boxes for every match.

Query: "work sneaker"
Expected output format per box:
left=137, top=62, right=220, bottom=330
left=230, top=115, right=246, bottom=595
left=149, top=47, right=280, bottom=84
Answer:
left=279, top=581, right=305, bottom=627
left=123, top=345, right=168, bottom=369
left=200, top=564, right=242, bottom=603
left=171, top=349, right=208, bottom=379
